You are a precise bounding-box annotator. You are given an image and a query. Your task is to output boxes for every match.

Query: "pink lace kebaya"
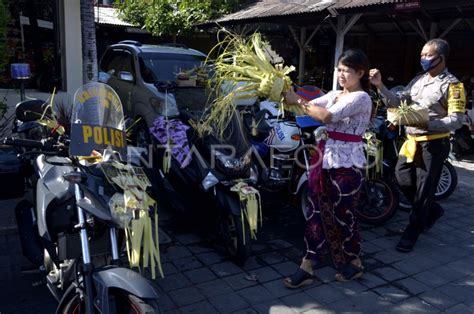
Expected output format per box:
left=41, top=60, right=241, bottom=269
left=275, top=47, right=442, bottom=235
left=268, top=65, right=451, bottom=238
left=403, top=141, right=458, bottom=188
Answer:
left=309, top=90, right=372, bottom=169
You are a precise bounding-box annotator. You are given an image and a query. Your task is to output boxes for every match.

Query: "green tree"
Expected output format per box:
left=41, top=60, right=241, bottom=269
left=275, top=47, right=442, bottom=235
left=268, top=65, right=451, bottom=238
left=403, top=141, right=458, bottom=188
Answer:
left=115, top=0, right=240, bottom=37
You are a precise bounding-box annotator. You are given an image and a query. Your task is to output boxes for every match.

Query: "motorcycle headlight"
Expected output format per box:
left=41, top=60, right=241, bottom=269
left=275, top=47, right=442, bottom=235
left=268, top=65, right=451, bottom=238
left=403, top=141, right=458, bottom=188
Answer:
left=215, top=151, right=251, bottom=174
left=201, top=171, right=219, bottom=191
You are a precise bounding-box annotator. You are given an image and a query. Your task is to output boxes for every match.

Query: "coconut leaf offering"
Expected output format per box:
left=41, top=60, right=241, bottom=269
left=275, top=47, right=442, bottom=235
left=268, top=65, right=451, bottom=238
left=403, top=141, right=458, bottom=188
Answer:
left=36, top=87, right=66, bottom=135
left=387, top=100, right=429, bottom=127
left=196, top=31, right=300, bottom=137
left=104, top=161, right=164, bottom=280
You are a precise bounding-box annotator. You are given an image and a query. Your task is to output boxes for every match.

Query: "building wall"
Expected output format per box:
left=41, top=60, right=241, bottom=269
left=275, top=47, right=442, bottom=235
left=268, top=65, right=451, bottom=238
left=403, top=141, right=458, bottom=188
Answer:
left=60, top=0, right=82, bottom=96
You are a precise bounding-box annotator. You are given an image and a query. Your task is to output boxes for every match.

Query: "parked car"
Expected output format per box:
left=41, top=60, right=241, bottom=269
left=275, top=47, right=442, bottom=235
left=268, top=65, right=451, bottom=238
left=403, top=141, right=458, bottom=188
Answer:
left=98, top=40, right=210, bottom=152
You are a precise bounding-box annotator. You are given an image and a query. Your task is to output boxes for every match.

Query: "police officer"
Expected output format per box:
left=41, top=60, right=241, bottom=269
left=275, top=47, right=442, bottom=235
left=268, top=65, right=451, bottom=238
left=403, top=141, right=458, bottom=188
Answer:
left=369, top=38, right=466, bottom=252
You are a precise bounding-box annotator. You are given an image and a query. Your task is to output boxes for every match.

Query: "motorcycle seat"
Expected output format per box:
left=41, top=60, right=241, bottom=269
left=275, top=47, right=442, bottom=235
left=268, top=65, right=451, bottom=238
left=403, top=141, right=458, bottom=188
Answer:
left=296, top=115, right=324, bottom=129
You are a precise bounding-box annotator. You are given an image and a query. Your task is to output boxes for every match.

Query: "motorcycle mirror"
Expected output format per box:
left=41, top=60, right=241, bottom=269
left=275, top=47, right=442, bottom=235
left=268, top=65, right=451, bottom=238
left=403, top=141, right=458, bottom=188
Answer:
left=15, top=99, right=52, bottom=122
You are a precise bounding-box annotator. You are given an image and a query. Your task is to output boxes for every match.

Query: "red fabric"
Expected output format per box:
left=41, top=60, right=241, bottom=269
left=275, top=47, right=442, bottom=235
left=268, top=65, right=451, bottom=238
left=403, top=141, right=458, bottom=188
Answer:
left=296, top=86, right=323, bottom=101
left=308, top=131, right=363, bottom=195
left=327, top=131, right=362, bottom=142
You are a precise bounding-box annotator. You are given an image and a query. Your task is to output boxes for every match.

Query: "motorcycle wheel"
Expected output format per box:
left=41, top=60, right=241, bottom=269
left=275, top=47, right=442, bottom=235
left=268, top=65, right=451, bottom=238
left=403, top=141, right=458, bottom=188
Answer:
left=434, top=161, right=458, bottom=201
left=299, top=183, right=310, bottom=220
left=221, top=210, right=251, bottom=266
left=62, top=291, right=159, bottom=314
left=357, top=178, right=398, bottom=225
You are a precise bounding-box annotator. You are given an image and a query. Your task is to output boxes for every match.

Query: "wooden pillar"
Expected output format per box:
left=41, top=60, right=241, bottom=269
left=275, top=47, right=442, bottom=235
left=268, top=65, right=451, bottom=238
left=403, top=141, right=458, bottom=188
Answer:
left=332, top=16, right=345, bottom=90
left=299, top=27, right=306, bottom=85
left=408, top=20, right=428, bottom=41
left=289, top=25, right=321, bottom=85
left=439, top=18, right=462, bottom=39
left=331, top=14, right=361, bottom=90
left=429, top=22, right=438, bottom=39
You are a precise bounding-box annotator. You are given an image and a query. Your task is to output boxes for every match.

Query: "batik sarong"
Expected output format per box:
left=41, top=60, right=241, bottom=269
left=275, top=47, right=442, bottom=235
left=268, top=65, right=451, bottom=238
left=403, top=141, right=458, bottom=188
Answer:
left=304, top=166, right=363, bottom=270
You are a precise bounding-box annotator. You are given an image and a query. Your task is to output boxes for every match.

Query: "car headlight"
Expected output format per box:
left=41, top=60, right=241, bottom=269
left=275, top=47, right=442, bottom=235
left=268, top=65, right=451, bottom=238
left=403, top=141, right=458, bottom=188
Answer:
left=215, top=151, right=251, bottom=173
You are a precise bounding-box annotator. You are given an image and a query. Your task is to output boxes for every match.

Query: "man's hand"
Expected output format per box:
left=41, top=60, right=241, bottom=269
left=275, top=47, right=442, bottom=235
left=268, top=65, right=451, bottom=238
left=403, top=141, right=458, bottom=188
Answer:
left=369, top=68, right=383, bottom=88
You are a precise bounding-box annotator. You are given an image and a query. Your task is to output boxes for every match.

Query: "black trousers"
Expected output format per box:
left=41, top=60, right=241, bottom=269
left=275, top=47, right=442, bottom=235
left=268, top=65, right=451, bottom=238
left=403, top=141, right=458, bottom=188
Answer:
left=395, top=137, right=450, bottom=232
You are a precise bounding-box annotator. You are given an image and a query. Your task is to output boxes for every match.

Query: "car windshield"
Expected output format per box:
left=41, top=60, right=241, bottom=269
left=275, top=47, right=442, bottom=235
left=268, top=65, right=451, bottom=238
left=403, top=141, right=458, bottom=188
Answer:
left=139, top=52, right=206, bottom=83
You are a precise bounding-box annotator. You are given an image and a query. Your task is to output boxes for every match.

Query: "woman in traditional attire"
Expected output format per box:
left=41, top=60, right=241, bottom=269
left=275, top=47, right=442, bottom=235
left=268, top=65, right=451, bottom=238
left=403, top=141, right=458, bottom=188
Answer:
left=283, top=49, right=373, bottom=288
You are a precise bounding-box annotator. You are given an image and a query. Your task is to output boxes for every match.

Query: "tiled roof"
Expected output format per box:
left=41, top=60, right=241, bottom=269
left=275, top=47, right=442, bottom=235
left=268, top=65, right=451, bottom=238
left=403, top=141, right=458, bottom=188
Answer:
left=211, top=0, right=399, bottom=24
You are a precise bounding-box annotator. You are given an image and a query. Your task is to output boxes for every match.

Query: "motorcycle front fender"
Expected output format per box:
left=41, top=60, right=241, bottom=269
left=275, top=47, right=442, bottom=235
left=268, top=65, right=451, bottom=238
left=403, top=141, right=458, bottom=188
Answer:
left=55, top=268, right=159, bottom=314
left=92, top=267, right=159, bottom=312
left=294, top=172, right=308, bottom=195
left=215, top=188, right=241, bottom=216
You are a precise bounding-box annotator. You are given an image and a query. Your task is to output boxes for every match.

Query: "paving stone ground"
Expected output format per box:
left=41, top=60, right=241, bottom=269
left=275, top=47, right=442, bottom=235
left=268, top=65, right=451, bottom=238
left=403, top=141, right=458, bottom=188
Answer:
left=1, top=156, right=474, bottom=313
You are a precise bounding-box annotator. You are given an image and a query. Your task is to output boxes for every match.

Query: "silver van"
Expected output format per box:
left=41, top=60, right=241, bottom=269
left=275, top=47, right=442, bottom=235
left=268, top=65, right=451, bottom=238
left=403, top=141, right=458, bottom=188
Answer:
left=99, top=40, right=208, bottom=149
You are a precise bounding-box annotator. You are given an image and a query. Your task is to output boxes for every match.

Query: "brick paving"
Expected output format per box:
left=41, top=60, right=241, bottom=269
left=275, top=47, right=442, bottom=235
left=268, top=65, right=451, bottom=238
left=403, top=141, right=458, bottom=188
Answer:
left=1, top=156, right=474, bottom=313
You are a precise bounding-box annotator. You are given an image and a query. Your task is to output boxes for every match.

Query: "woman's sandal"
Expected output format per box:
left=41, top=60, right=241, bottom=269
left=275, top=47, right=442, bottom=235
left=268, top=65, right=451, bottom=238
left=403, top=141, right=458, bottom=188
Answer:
left=335, top=263, right=364, bottom=282
left=283, top=268, right=314, bottom=289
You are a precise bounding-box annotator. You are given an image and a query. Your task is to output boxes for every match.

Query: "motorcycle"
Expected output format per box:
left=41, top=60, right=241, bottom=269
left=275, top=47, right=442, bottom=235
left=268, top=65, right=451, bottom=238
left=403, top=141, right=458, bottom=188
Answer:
left=241, top=100, right=302, bottom=190
left=6, top=83, right=160, bottom=313
left=238, top=99, right=313, bottom=212
left=147, top=100, right=260, bottom=266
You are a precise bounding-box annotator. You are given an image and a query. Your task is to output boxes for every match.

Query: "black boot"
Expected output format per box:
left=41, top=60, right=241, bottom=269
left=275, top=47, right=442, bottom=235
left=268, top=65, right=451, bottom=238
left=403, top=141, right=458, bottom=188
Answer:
left=396, top=224, right=420, bottom=253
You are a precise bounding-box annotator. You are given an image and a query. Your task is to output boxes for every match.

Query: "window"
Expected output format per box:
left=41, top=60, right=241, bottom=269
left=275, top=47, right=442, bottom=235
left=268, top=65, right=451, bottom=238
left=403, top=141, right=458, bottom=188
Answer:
left=120, top=51, right=134, bottom=75
left=139, top=53, right=205, bottom=82
left=100, top=49, right=134, bottom=77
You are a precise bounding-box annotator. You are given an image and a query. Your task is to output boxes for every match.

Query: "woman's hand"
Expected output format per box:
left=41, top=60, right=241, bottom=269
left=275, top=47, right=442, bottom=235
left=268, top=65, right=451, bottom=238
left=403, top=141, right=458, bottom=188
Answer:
left=283, top=89, right=300, bottom=106
left=369, top=68, right=383, bottom=88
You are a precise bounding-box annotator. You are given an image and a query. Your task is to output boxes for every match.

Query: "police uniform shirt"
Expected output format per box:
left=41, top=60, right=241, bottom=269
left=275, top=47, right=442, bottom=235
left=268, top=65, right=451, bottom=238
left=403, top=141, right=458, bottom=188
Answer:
left=382, top=68, right=466, bottom=135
